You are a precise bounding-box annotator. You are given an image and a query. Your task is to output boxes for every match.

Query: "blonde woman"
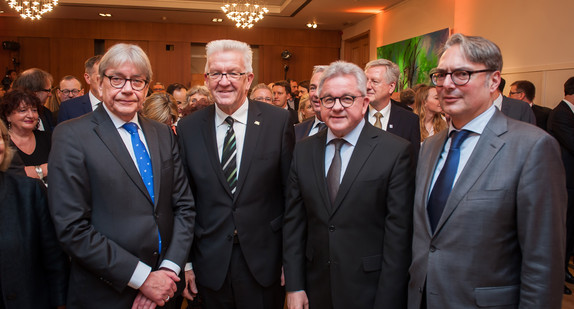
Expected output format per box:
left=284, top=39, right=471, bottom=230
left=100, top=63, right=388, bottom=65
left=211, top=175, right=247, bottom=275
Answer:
left=414, top=85, right=447, bottom=142
left=297, top=94, right=314, bottom=122
left=142, top=93, right=179, bottom=133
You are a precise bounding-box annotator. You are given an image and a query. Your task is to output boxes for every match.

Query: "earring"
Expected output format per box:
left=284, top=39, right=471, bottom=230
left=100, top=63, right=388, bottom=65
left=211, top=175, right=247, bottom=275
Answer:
left=7, top=122, right=10, bottom=131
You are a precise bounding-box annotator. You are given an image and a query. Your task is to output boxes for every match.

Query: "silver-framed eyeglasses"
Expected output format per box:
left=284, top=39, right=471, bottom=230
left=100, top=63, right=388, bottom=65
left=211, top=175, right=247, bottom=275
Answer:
left=59, top=89, right=82, bottom=96
left=320, top=95, right=363, bottom=109
left=103, top=74, right=149, bottom=91
left=430, top=69, right=494, bottom=86
left=205, top=72, right=247, bottom=81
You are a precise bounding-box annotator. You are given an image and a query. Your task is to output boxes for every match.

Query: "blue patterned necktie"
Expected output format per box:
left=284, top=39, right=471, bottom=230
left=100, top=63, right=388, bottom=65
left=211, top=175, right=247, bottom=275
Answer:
left=427, top=129, right=471, bottom=233
left=123, top=122, right=161, bottom=253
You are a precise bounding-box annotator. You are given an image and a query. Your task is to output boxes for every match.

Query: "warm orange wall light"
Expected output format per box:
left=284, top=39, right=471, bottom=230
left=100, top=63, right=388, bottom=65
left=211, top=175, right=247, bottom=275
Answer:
left=345, top=7, right=384, bottom=14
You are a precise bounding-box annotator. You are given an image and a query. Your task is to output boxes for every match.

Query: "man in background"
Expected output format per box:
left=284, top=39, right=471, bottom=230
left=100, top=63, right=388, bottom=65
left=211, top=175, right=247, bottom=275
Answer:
left=58, top=55, right=102, bottom=123
left=294, top=65, right=327, bottom=142
left=510, top=79, right=551, bottom=131
left=57, top=75, right=84, bottom=103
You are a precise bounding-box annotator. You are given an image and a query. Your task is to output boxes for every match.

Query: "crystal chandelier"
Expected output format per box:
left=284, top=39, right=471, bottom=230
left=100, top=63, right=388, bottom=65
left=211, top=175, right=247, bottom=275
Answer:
left=6, top=0, right=59, bottom=20
left=221, top=0, right=269, bottom=29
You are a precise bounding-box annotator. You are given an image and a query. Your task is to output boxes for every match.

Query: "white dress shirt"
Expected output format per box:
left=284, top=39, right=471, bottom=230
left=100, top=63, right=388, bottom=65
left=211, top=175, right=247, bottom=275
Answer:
left=308, top=116, right=324, bottom=136
left=368, top=103, right=391, bottom=130
left=324, top=119, right=365, bottom=182
left=215, top=98, right=248, bottom=178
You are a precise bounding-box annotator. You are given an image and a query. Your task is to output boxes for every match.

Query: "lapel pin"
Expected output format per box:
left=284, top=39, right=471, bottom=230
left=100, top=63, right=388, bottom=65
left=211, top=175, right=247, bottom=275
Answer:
left=254, top=121, right=260, bottom=126
left=389, top=124, right=393, bottom=129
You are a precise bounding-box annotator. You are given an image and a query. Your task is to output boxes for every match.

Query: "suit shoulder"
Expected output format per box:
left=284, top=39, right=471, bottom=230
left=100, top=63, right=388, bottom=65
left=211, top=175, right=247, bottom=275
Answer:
left=504, top=116, right=550, bottom=140
left=392, top=102, right=419, bottom=121
left=253, top=100, right=290, bottom=118
left=294, top=117, right=313, bottom=129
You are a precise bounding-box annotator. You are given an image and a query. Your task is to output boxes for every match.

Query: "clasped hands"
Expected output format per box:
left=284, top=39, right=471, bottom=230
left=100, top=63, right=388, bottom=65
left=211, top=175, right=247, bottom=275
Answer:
left=131, top=269, right=180, bottom=309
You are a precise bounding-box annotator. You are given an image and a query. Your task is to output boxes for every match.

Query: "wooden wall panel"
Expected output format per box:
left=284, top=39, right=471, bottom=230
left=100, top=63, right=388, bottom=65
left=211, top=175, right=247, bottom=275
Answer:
left=0, top=36, right=20, bottom=77
left=0, top=17, right=341, bottom=88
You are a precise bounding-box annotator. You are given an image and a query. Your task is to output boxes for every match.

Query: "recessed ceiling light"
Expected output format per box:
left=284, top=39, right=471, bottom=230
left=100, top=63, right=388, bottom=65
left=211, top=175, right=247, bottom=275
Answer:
left=306, top=22, right=318, bottom=29
left=0, top=11, right=4, bottom=14
left=99, top=13, right=112, bottom=17
left=212, top=18, right=223, bottom=23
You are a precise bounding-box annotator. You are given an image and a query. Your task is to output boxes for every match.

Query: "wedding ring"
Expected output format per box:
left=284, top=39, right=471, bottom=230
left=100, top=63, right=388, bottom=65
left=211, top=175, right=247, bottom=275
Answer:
left=165, top=296, right=170, bottom=301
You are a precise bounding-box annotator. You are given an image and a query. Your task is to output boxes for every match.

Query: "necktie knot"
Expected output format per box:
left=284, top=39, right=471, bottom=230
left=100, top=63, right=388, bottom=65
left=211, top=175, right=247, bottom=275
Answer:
left=450, top=129, right=471, bottom=150
left=374, top=112, right=383, bottom=129
left=225, top=116, right=234, bottom=127
left=331, top=138, right=345, bottom=151
left=317, top=122, right=327, bottom=131
left=374, top=112, right=383, bottom=120
left=123, top=122, right=139, bottom=135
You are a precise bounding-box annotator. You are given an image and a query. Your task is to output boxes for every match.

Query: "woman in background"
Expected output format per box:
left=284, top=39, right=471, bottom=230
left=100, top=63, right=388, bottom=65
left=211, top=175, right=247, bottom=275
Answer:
left=181, top=85, right=213, bottom=117
left=0, top=119, right=69, bottom=309
left=297, top=94, right=314, bottom=123
left=413, top=85, right=447, bottom=142
left=0, top=89, right=50, bottom=185
left=142, top=92, right=179, bottom=133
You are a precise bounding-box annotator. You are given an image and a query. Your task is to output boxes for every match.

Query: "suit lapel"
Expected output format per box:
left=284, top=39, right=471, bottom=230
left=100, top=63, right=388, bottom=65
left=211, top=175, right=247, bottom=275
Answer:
left=387, top=103, right=398, bottom=134
left=201, top=105, right=233, bottom=197
left=92, top=107, right=153, bottom=205
left=236, top=100, right=262, bottom=201
left=331, top=124, right=378, bottom=216
left=311, top=129, right=331, bottom=215
left=139, top=116, right=161, bottom=207
left=82, top=94, right=93, bottom=114
left=433, top=110, right=507, bottom=235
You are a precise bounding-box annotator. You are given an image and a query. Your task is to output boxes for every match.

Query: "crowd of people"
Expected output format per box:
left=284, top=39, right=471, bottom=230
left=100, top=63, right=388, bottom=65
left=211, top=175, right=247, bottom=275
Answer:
left=0, top=32, right=572, bottom=309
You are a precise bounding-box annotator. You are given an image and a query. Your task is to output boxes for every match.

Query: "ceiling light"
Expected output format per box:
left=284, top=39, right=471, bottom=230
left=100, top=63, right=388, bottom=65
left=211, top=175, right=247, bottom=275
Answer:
left=6, top=0, right=58, bottom=20
left=306, top=22, right=318, bottom=29
left=212, top=18, right=223, bottom=23
left=221, top=0, right=268, bottom=29
left=99, top=13, right=112, bottom=17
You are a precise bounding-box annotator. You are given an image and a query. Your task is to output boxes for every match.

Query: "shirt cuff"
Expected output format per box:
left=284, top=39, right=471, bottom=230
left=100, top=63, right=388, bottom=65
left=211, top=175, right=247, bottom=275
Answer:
left=160, top=260, right=181, bottom=276
left=184, top=262, right=193, bottom=271
left=127, top=261, right=152, bottom=289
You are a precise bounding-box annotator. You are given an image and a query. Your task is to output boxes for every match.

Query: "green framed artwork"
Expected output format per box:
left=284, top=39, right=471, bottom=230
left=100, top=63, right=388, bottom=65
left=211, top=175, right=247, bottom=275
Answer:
left=377, top=28, right=449, bottom=91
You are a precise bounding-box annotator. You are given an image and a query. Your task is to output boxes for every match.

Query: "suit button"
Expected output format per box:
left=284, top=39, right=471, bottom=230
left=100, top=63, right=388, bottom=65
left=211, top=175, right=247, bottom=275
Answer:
left=153, top=251, right=159, bottom=256
left=328, top=225, right=336, bottom=232
left=327, top=260, right=331, bottom=265
left=429, top=246, right=436, bottom=252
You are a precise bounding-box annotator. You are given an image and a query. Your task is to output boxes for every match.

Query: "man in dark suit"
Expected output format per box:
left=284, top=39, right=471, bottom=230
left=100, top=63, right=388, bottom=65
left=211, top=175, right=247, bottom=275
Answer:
left=272, top=80, right=299, bottom=124
left=284, top=61, right=414, bottom=309
left=177, top=39, right=294, bottom=309
left=548, top=76, right=574, bottom=294
left=494, top=78, right=536, bottom=125
left=510, top=80, right=551, bottom=131
left=294, top=65, right=328, bottom=142
left=409, top=33, right=566, bottom=308
left=48, top=43, right=195, bottom=308
left=58, top=55, right=102, bottom=123
left=364, top=59, right=420, bottom=156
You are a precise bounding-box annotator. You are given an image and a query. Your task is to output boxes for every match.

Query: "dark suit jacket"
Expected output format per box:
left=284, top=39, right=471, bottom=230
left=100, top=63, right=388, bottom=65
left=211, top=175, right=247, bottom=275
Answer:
left=39, top=105, right=56, bottom=132
left=177, top=100, right=295, bottom=290
left=284, top=123, right=414, bottom=309
left=532, top=104, right=552, bottom=131
left=366, top=102, right=420, bottom=158
left=48, top=106, right=195, bottom=308
left=287, top=106, right=299, bottom=124
left=409, top=110, right=566, bottom=309
left=57, top=93, right=93, bottom=124
left=0, top=172, right=69, bottom=309
left=501, top=96, right=536, bottom=125
left=294, top=117, right=315, bottom=142
left=549, top=101, right=574, bottom=189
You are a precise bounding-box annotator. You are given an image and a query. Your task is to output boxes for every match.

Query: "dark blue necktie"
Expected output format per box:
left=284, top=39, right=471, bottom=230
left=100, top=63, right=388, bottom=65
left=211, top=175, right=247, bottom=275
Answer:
left=427, top=130, right=471, bottom=233
left=123, top=122, right=161, bottom=253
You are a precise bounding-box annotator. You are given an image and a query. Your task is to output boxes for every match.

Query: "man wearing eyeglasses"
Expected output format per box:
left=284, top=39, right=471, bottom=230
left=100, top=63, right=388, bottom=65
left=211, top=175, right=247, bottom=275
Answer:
left=177, top=39, right=294, bottom=309
left=409, top=33, right=566, bottom=309
left=48, top=43, right=195, bottom=309
left=283, top=60, right=414, bottom=309
left=57, top=75, right=84, bottom=103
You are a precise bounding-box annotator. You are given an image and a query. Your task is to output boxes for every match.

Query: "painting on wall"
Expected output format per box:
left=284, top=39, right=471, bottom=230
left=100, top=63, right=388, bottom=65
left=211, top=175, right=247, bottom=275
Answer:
left=377, top=28, right=450, bottom=91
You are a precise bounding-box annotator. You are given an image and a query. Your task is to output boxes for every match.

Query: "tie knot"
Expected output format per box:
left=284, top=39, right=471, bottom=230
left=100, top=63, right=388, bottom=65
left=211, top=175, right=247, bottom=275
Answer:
left=123, top=122, right=139, bottom=135
left=449, top=129, right=471, bottom=149
left=225, top=116, right=234, bottom=126
left=374, top=112, right=383, bottom=119
left=331, top=138, right=346, bottom=151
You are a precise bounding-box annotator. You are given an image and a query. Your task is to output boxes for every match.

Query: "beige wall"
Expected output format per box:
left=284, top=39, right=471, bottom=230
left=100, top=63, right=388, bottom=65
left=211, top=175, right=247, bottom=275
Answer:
left=343, top=0, right=574, bottom=108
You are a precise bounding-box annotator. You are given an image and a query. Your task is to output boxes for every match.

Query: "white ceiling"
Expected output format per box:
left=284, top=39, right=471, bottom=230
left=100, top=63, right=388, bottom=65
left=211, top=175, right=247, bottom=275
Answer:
left=0, top=0, right=405, bottom=30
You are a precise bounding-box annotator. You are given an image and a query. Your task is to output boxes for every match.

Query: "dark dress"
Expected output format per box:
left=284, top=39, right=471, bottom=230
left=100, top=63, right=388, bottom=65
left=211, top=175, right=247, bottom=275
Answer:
left=12, top=130, right=51, bottom=166
left=0, top=172, right=69, bottom=308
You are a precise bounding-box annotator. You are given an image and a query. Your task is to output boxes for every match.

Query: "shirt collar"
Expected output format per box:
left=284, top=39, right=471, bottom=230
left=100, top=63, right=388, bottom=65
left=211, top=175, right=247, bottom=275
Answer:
left=312, top=116, right=323, bottom=127
left=369, top=102, right=391, bottom=119
left=102, top=103, right=140, bottom=130
left=326, top=119, right=365, bottom=147
left=493, top=93, right=503, bottom=110
left=215, top=97, right=249, bottom=127
left=448, top=104, right=496, bottom=136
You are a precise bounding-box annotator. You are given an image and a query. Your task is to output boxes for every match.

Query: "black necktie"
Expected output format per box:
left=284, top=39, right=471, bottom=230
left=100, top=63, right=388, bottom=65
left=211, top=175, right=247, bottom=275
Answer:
left=221, top=117, right=237, bottom=195
left=327, top=139, right=345, bottom=207
left=317, top=122, right=327, bottom=132
left=427, top=130, right=471, bottom=232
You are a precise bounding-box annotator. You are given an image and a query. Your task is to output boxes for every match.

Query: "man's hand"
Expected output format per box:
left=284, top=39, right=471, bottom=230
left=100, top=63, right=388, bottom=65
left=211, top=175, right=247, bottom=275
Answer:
left=131, top=292, right=157, bottom=309
left=139, top=269, right=179, bottom=307
left=183, top=269, right=198, bottom=300
left=286, top=290, right=309, bottom=309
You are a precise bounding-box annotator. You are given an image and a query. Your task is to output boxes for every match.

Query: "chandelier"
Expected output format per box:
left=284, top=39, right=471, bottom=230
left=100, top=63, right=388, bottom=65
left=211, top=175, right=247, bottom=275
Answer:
left=221, top=0, right=269, bottom=29
left=6, top=0, right=59, bottom=20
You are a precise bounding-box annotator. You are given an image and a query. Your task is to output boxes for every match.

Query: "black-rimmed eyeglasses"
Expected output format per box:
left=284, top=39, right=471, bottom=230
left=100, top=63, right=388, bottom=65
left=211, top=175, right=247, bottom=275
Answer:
left=59, top=89, right=82, bottom=96
left=430, top=69, right=494, bottom=86
left=320, top=95, right=363, bottom=109
left=103, top=74, right=149, bottom=91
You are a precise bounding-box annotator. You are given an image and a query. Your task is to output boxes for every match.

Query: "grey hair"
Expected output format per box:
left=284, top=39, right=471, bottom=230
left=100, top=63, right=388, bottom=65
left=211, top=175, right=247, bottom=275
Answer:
left=313, top=65, right=329, bottom=75
left=318, top=61, right=367, bottom=97
left=250, top=83, right=271, bottom=99
left=99, top=44, right=153, bottom=81
left=442, top=33, right=503, bottom=71
left=364, top=59, right=400, bottom=84
left=205, top=40, right=253, bottom=73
